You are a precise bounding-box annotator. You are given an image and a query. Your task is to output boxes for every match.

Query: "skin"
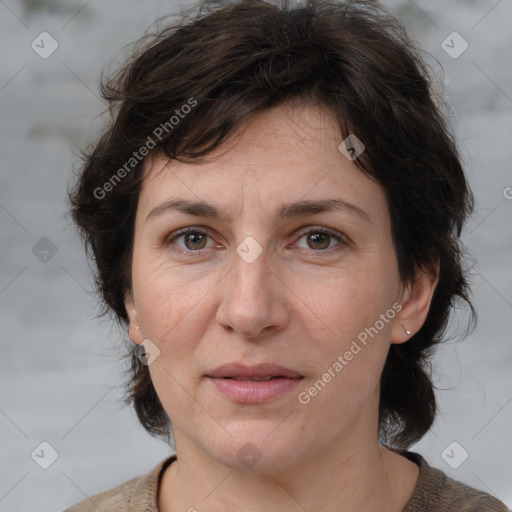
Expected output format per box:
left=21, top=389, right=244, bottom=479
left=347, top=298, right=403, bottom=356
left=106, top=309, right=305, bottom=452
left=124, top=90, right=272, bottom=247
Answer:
left=125, top=100, right=439, bottom=511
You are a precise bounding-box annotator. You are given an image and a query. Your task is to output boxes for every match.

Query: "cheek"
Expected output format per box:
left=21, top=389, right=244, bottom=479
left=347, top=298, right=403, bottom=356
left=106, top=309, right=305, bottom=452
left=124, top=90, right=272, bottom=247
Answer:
left=295, top=272, right=396, bottom=415
left=290, top=262, right=399, bottom=397
left=295, top=264, right=396, bottom=339
left=132, top=257, right=224, bottom=372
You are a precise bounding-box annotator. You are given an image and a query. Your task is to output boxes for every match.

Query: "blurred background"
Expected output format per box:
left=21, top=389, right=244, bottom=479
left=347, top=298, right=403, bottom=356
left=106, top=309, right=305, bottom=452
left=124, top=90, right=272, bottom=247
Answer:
left=0, top=0, right=511, bottom=510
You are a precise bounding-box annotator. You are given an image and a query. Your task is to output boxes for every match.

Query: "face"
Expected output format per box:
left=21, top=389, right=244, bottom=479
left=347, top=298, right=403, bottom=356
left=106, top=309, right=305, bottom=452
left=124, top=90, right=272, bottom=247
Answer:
left=125, top=102, right=436, bottom=472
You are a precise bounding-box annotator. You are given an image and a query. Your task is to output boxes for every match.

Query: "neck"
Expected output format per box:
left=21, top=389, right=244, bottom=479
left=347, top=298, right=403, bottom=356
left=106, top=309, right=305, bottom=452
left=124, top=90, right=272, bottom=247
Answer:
left=158, top=429, right=419, bottom=512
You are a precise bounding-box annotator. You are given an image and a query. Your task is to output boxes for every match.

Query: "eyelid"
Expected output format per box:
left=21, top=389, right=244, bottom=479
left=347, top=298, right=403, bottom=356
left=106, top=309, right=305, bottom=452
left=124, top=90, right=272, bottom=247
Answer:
left=294, top=225, right=346, bottom=240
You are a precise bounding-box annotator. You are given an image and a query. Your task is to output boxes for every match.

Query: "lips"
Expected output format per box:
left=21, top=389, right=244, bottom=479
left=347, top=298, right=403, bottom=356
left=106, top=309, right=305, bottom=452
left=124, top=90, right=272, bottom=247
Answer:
left=206, top=362, right=302, bottom=380
left=206, top=363, right=303, bottom=403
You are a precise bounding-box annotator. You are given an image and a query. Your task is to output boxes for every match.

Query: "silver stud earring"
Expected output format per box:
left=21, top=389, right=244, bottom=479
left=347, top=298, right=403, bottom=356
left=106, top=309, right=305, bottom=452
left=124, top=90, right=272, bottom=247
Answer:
left=135, top=326, right=140, bottom=330
left=403, top=325, right=411, bottom=336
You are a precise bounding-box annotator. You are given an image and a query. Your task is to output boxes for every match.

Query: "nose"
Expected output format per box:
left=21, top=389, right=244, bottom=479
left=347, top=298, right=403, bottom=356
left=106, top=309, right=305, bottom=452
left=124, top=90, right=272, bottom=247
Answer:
left=215, top=244, right=290, bottom=339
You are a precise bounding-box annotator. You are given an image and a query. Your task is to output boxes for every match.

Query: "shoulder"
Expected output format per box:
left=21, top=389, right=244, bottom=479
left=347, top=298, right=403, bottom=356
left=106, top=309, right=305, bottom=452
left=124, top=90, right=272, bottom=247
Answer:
left=403, top=451, right=509, bottom=512
left=63, top=456, right=176, bottom=512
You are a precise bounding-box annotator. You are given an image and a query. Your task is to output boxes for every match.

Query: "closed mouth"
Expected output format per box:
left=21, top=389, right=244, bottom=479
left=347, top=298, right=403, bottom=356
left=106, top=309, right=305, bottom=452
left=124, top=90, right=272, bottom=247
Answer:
left=220, top=376, right=293, bottom=381
left=207, top=363, right=303, bottom=381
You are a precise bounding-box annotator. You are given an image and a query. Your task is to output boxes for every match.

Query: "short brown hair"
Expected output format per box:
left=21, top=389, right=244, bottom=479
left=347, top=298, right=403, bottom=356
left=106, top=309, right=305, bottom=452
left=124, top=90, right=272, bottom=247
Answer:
left=69, top=0, right=475, bottom=449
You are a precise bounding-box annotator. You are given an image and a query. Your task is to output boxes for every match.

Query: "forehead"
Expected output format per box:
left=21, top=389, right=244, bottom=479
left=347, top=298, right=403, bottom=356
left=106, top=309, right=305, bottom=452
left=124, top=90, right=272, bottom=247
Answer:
left=137, top=103, right=387, bottom=223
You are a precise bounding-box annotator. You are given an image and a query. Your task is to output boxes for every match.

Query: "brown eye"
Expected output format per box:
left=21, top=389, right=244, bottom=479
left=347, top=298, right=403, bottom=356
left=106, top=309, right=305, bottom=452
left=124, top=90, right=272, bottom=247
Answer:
left=295, top=228, right=345, bottom=252
left=165, top=228, right=214, bottom=255
left=182, top=231, right=208, bottom=250
left=306, top=232, right=331, bottom=250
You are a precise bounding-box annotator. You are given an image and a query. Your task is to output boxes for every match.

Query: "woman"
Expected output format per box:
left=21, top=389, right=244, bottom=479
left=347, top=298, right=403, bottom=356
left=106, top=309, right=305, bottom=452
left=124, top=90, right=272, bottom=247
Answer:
left=66, top=0, right=508, bottom=510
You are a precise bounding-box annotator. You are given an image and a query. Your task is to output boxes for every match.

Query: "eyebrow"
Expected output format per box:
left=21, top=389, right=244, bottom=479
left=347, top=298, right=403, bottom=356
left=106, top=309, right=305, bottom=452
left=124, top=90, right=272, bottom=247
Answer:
left=146, top=198, right=370, bottom=223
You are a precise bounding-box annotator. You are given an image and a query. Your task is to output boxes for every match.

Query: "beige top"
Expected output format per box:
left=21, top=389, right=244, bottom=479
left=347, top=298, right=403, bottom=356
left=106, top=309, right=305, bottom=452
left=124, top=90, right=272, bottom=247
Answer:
left=64, top=451, right=508, bottom=511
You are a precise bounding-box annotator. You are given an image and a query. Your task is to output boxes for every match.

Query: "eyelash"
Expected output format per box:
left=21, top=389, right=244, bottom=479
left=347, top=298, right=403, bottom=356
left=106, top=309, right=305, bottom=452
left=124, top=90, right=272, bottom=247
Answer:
left=163, top=226, right=347, bottom=257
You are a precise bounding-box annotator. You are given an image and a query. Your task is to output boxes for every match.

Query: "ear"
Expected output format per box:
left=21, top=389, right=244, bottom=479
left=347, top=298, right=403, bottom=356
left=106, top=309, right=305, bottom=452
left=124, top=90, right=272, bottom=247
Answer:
left=390, top=260, right=440, bottom=344
left=125, top=290, right=143, bottom=345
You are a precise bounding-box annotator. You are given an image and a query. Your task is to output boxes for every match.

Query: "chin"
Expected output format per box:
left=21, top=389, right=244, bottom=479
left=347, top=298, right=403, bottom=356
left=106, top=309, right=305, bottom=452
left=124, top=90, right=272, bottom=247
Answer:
left=209, top=427, right=305, bottom=473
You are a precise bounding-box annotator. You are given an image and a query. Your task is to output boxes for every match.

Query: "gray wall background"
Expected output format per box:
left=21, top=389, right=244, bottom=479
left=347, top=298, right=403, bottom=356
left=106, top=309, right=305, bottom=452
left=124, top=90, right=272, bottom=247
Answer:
left=0, top=0, right=511, bottom=510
